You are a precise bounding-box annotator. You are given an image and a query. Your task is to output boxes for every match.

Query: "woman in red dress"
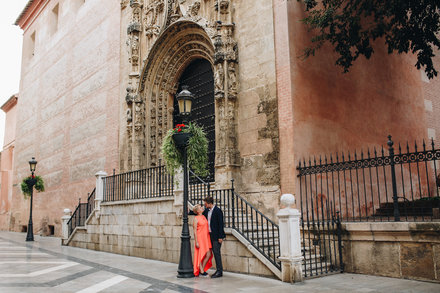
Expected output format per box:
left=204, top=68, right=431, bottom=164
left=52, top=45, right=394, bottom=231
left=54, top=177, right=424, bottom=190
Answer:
left=192, top=204, right=213, bottom=276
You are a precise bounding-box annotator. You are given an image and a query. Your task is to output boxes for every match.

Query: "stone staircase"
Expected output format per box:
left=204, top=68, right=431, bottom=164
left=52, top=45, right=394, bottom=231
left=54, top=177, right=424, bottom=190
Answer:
left=372, top=198, right=440, bottom=219
left=187, top=177, right=282, bottom=279
left=64, top=167, right=342, bottom=281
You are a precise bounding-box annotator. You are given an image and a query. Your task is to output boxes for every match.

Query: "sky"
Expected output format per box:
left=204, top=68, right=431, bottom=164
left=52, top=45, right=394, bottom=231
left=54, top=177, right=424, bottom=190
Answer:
left=0, top=1, right=29, bottom=147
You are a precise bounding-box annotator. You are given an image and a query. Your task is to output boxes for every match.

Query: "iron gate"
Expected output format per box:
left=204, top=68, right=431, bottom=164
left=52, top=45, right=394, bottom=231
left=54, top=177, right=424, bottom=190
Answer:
left=173, top=59, right=215, bottom=181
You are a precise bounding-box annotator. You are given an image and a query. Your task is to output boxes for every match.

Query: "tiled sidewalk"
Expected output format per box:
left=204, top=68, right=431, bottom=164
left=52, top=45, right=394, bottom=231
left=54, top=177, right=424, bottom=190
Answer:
left=0, top=231, right=438, bottom=293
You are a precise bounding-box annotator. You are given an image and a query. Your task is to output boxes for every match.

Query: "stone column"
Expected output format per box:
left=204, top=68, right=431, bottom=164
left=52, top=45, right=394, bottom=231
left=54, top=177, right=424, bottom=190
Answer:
left=95, top=171, right=108, bottom=216
left=61, top=208, right=71, bottom=245
left=276, top=193, right=303, bottom=283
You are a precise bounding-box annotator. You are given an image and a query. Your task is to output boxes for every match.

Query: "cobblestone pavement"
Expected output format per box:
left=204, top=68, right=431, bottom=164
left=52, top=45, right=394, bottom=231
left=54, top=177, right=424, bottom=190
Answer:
left=0, top=232, right=439, bottom=293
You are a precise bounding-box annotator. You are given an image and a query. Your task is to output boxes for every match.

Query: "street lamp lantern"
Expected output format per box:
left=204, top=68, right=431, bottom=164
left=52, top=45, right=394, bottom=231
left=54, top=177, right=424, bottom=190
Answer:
left=29, top=157, right=37, bottom=174
left=176, top=85, right=194, bottom=123
left=26, top=157, right=38, bottom=242
left=175, top=85, right=195, bottom=278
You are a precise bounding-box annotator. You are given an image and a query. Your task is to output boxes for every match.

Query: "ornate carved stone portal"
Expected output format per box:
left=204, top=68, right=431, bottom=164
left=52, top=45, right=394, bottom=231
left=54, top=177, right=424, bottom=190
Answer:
left=123, top=0, right=240, bottom=186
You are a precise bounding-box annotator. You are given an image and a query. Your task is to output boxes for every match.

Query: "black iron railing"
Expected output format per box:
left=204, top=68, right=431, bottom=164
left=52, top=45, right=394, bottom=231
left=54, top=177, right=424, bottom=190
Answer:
left=299, top=196, right=344, bottom=278
left=103, top=165, right=173, bottom=202
left=188, top=172, right=281, bottom=271
left=67, top=189, right=96, bottom=238
left=67, top=199, right=87, bottom=237
left=86, top=189, right=96, bottom=219
left=297, top=136, right=440, bottom=222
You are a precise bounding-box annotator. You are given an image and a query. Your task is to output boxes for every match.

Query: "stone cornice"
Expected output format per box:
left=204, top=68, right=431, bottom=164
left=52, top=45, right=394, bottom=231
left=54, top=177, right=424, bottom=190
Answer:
left=14, top=0, right=49, bottom=31
left=1, top=94, right=18, bottom=113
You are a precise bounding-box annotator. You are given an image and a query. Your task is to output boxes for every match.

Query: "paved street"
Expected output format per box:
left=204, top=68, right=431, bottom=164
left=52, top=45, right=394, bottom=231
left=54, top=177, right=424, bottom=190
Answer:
left=0, top=231, right=439, bottom=293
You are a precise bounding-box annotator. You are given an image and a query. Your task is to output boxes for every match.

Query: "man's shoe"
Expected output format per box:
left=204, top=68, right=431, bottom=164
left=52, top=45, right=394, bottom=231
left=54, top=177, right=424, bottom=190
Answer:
left=211, top=271, right=223, bottom=278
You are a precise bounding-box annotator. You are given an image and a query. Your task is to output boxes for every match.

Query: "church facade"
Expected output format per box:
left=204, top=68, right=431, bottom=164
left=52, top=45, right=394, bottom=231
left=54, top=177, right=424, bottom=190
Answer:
left=3, top=0, right=439, bottom=239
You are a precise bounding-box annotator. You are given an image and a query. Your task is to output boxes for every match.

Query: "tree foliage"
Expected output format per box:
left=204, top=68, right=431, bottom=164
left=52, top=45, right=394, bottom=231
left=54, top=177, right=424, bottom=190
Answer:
left=299, top=0, right=440, bottom=79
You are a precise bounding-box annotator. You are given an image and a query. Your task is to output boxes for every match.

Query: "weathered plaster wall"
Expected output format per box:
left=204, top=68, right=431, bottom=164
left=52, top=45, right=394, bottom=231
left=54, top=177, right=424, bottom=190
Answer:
left=7, top=0, right=121, bottom=236
left=68, top=198, right=275, bottom=278
left=234, top=0, right=280, bottom=219
left=276, top=1, right=428, bottom=196
left=342, top=222, right=440, bottom=282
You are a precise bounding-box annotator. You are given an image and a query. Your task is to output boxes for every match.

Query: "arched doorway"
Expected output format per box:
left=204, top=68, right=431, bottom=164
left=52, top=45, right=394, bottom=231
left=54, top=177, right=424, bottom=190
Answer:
left=173, top=59, right=215, bottom=181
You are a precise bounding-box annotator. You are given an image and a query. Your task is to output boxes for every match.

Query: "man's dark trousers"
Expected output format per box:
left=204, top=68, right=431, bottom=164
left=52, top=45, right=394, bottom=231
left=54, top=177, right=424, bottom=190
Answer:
left=211, top=238, right=223, bottom=273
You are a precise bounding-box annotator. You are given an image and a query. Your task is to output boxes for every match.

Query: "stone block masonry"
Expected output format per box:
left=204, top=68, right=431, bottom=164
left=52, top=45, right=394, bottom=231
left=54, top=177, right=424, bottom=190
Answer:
left=67, top=198, right=275, bottom=278
left=342, top=222, right=440, bottom=283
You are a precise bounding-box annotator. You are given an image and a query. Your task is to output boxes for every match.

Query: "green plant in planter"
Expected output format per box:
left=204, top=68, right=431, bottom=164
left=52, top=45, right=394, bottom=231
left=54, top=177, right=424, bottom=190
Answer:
left=161, top=123, right=209, bottom=177
left=20, top=176, right=45, bottom=198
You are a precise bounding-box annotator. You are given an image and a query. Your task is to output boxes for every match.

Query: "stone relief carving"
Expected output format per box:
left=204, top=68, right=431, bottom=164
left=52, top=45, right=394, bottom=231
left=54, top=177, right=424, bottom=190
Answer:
left=144, top=0, right=164, bottom=38
left=124, top=0, right=146, bottom=170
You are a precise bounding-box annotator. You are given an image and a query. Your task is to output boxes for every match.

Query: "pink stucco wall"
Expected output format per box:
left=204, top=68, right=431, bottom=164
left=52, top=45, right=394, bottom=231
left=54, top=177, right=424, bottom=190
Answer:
left=6, top=0, right=121, bottom=236
left=0, top=95, right=18, bottom=229
left=276, top=1, right=428, bottom=195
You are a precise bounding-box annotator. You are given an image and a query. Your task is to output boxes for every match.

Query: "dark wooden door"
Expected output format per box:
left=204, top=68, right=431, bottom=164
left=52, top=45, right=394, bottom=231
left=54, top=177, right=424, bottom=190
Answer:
left=173, top=59, right=215, bottom=181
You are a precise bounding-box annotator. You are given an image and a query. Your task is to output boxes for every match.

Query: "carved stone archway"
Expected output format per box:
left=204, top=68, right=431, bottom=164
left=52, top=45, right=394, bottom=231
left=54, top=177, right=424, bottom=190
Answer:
left=138, top=21, right=214, bottom=169
left=125, top=20, right=238, bottom=186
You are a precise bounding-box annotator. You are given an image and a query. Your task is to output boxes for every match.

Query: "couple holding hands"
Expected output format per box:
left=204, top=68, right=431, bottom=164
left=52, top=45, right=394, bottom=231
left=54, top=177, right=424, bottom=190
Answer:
left=192, top=196, right=225, bottom=278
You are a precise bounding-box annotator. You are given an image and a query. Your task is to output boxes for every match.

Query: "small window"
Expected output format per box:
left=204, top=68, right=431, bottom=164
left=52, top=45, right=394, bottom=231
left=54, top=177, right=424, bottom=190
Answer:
left=21, top=225, right=28, bottom=233
left=49, top=4, right=59, bottom=36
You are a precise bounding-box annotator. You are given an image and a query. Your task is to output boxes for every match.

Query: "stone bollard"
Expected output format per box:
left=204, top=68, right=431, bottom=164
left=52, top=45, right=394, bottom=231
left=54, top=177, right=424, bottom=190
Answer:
left=95, top=171, right=108, bottom=217
left=61, top=208, right=71, bottom=245
left=277, top=193, right=303, bottom=283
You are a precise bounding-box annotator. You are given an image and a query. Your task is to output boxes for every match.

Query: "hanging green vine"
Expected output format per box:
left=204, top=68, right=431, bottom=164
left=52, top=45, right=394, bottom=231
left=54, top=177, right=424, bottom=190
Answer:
left=161, top=123, right=209, bottom=177
left=20, top=176, right=45, bottom=197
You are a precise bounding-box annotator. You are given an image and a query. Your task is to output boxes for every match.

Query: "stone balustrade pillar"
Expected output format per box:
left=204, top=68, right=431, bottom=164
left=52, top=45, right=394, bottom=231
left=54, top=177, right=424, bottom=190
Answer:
left=277, top=193, right=303, bottom=283
left=61, top=208, right=71, bottom=245
left=173, top=167, right=184, bottom=218
left=95, top=171, right=108, bottom=216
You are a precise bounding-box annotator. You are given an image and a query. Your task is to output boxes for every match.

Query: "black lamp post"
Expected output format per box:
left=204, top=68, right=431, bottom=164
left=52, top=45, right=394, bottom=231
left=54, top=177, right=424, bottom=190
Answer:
left=175, top=85, right=195, bottom=278
left=26, top=157, right=38, bottom=242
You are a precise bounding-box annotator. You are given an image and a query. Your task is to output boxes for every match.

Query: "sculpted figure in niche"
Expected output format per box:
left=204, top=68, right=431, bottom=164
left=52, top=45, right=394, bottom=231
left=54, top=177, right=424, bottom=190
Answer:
left=219, top=0, right=229, bottom=14
left=133, top=7, right=141, bottom=23
left=126, top=108, right=133, bottom=122
left=126, top=83, right=137, bottom=104
left=129, top=35, right=140, bottom=66
left=132, top=35, right=139, bottom=56
left=228, top=62, right=237, bottom=95
left=171, top=0, right=180, bottom=15
left=214, top=63, right=224, bottom=95
left=224, top=26, right=238, bottom=61
left=189, top=1, right=201, bottom=18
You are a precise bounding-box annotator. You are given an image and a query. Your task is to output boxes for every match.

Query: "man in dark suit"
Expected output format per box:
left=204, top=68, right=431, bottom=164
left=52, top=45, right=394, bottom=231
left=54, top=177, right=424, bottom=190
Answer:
left=202, top=196, right=225, bottom=278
